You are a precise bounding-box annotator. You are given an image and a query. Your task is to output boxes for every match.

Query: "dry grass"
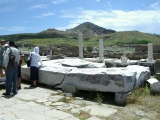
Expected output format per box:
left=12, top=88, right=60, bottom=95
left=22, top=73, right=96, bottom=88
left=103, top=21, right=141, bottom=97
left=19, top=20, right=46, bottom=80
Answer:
left=119, top=85, right=160, bottom=120
left=75, top=85, right=160, bottom=120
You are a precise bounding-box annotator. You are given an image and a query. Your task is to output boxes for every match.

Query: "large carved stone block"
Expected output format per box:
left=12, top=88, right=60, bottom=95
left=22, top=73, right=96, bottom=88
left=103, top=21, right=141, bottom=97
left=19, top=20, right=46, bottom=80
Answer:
left=21, top=59, right=150, bottom=104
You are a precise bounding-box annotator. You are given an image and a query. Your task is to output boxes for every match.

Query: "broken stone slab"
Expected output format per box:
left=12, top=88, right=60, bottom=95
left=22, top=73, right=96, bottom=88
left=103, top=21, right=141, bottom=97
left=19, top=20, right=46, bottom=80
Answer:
left=63, top=65, right=150, bottom=94
left=63, top=67, right=136, bottom=93
left=21, top=59, right=150, bottom=104
left=50, top=58, right=106, bottom=68
left=105, top=59, right=138, bottom=67
left=80, top=105, right=117, bottom=117
left=147, top=77, right=159, bottom=84
left=22, top=65, right=72, bottom=86
left=125, top=65, right=150, bottom=89
left=147, top=77, right=160, bottom=94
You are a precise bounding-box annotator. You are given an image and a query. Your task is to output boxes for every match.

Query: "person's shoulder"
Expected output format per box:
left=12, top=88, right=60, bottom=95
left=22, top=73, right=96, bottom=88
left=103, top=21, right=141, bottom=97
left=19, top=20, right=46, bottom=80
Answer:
left=30, top=52, right=36, bottom=56
left=30, top=52, right=35, bottom=54
left=12, top=47, right=18, bottom=51
left=1, top=45, right=5, bottom=49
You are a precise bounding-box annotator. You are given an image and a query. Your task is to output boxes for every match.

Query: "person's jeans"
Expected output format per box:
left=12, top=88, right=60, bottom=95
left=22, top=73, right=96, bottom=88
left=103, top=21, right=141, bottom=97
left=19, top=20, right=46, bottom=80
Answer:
left=5, top=63, right=18, bottom=94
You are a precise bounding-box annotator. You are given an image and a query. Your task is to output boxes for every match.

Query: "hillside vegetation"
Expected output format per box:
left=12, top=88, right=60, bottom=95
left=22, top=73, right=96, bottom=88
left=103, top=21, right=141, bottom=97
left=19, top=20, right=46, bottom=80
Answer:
left=0, top=22, right=160, bottom=48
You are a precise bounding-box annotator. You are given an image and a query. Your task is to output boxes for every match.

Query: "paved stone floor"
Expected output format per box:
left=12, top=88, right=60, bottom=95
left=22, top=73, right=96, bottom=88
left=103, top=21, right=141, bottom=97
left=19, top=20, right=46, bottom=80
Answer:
left=0, top=82, right=118, bottom=120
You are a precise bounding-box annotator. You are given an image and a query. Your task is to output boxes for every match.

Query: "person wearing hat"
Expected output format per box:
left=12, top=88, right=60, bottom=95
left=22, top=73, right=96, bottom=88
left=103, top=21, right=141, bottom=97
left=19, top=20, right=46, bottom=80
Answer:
left=2, top=41, right=20, bottom=95
left=0, top=39, right=6, bottom=79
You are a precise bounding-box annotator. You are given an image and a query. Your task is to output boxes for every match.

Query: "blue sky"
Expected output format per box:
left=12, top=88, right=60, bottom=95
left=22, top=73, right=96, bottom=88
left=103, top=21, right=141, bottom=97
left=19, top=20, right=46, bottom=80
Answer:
left=0, top=0, right=160, bottom=35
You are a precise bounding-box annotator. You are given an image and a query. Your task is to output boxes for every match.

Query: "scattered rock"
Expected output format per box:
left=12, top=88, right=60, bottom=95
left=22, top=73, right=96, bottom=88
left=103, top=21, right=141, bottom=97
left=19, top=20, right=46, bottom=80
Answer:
left=87, top=116, right=102, bottom=120
left=136, top=110, right=145, bottom=117
left=71, top=108, right=80, bottom=115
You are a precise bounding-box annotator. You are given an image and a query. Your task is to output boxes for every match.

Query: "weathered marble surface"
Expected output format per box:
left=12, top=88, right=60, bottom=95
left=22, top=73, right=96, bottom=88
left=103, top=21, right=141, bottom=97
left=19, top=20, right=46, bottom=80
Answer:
left=22, top=59, right=150, bottom=93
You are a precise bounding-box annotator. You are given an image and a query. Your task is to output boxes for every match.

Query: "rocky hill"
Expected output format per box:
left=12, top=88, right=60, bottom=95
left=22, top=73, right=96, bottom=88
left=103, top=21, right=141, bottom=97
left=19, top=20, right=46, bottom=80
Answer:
left=66, top=22, right=116, bottom=37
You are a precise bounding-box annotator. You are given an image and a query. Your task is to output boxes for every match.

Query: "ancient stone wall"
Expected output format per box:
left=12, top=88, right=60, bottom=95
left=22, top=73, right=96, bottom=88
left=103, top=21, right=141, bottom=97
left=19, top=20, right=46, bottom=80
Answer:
left=21, top=44, right=160, bottom=61
left=135, top=45, right=160, bottom=53
left=39, top=45, right=79, bottom=57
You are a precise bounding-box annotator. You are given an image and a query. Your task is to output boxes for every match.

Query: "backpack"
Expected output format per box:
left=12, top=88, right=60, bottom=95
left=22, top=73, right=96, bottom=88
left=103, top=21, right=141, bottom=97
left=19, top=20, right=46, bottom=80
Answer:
left=7, top=48, right=15, bottom=68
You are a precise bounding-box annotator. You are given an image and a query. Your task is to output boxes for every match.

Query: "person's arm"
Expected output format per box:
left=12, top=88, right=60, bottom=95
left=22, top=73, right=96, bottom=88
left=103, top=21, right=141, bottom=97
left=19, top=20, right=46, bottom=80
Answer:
left=28, top=53, right=32, bottom=60
left=19, top=56, right=22, bottom=66
left=3, top=48, right=10, bottom=69
left=16, top=50, right=20, bottom=65
left=38, top=55, right=42, bottom=65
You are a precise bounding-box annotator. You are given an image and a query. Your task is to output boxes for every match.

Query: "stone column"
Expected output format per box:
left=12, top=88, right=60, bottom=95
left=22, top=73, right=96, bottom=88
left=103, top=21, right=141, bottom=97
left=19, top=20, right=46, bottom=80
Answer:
left=99, top=39, right=104, bottom=62
left=147, top=43, right=153, bottom=62
left=50, top=49, right=52, bottom=56
left=78, top=32, right=83, bottom=59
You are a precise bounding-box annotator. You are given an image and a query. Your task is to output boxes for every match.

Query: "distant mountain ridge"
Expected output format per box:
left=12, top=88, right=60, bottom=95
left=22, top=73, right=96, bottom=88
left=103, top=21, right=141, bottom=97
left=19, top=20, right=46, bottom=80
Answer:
left=0, top=22, right=160, bottom=45
left=66, top=22, right=116, bottom=37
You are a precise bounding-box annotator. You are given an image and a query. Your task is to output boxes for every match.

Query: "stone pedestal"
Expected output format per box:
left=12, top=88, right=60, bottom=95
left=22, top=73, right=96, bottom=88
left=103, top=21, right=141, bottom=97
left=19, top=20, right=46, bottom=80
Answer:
left=120, top=56, right=128, bottom=64
left=115, top=92, right=131, bottom=105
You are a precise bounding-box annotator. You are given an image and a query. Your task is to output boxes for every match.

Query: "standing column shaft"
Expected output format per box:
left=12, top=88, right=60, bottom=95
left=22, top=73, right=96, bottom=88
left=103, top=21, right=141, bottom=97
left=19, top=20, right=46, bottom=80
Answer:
left=78, top=32, right=83, bottom=59
left=147, top=43, right=153, bottom=62
left=99, top=39, right=104, bottom=62
left=50, top=49, right=52, bottom=56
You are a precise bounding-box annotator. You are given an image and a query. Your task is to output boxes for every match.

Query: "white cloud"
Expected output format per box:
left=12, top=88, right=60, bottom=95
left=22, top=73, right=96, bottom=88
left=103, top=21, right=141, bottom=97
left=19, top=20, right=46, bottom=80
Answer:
left=0, top=0, right=12, bottom=3
left=29, top=4, right=48, bottom=10
left=150, top=1, right=160, bottom=10
left=0, top=6, right=13, bottom=12
left=96, top=0, right=100, bottom=2
left=35, top=12, right=55, bottom=18
left=0, top=26, right=28, bottom=31
left=60, top=8, right=160, bottom=34
left=106, top=1, right=112, bottom=7
left=52, top=0, right=67, bottom=4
